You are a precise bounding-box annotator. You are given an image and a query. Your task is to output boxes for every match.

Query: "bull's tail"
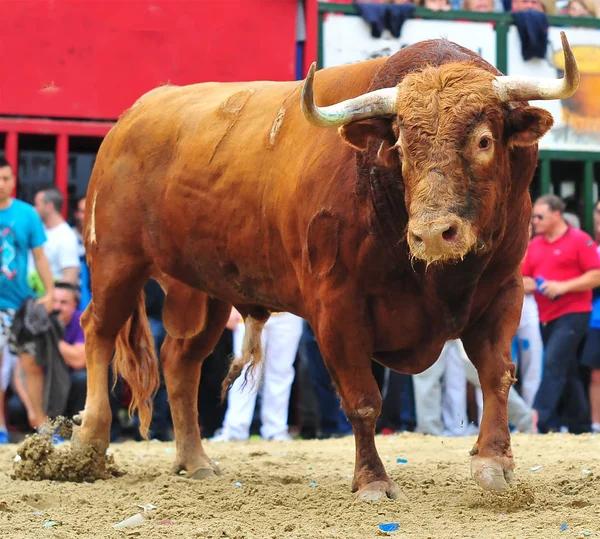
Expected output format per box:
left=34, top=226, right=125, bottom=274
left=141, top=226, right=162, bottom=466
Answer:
left=221, top=316, right=267, bottom=402
left=112, top=290, right=160, bottom=440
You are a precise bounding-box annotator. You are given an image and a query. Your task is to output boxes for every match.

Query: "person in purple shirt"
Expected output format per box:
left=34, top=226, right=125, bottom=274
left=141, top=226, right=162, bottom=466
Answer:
left=18, top=281, right=87, bottom=428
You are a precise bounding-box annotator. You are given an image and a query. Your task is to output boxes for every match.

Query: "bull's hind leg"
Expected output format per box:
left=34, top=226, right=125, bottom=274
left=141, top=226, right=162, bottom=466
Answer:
left=74, top=255, right=149, bottom=453
left=160, top=285, right=231, bottom=478
left=462, top=277, right=521, bottom=493
left=314, top=304, right=402, bottom=501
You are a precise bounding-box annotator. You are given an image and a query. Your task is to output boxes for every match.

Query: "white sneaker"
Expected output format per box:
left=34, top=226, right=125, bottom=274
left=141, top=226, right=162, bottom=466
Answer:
left=591, top=422, right=600, bottom=433
left=208, top=428, right=248, bottom=443
left=267, top=431, right=293, bottom=442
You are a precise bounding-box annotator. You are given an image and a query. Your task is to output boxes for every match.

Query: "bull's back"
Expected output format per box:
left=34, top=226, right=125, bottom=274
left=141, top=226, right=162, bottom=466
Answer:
left=88, top=59, right=385, bottom=311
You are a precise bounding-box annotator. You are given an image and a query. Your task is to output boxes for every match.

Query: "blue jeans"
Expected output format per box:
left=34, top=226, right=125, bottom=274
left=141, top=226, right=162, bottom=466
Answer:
left=298, top=322, right=352, bottom=437
left=534, top=312, right=591, bottom=433
left=379, top=370, right=415, bottom=431
left=147, top=317, right=171, bottom=440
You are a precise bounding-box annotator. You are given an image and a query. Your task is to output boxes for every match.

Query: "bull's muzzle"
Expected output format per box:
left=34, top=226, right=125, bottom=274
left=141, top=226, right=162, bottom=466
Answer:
left=407, top=216, right=477, bottom=264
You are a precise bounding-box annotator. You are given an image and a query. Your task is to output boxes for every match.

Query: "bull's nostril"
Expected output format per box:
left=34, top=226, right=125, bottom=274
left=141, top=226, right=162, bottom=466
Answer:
left=411, top=232, right=423, bottom=244
left=442, top=226, right=457, bottom=242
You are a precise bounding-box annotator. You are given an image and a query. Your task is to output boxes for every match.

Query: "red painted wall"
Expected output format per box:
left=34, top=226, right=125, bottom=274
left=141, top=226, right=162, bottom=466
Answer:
left=0, top=0, right=298, bottom=121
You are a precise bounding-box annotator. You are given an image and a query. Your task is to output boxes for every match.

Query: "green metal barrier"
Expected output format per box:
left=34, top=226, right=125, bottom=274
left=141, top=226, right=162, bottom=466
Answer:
left=318, top=3, right=600, bottom=231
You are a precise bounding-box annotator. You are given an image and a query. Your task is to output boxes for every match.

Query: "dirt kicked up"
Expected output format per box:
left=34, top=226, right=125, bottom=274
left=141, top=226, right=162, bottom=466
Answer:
left=0, top=432, right=598, bottom=539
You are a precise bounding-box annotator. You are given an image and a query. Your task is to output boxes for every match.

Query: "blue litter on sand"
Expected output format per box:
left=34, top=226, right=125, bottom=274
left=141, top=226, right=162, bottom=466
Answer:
left=560, top=524, right=567, bottom=531
left=396, top=458, right=408, bottom=464
left=234, top=481, right=243, bottom=487
left=42, top=521, right=57, bottom=528
left=309, top=481, right=317, bottom=487
left=378, top=523, right=399, bottom=533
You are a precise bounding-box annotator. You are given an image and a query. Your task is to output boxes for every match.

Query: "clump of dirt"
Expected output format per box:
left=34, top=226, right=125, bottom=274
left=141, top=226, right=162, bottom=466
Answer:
left=11, top=417, right=123, bottom=482
left=467, top=480, right=535, bottom=511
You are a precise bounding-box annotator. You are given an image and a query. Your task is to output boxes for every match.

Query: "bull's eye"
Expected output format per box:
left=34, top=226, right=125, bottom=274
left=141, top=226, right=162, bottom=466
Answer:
left=478, top=136, right=492, bottom=150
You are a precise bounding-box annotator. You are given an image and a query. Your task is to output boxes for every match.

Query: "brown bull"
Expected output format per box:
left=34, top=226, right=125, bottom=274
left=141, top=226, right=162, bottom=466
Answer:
left=74, top=34, right=579, bottom=499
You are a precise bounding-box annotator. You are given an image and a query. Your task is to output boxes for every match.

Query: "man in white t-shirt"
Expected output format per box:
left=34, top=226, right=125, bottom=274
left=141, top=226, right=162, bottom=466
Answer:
left=33, top=187, right=80, bottom=285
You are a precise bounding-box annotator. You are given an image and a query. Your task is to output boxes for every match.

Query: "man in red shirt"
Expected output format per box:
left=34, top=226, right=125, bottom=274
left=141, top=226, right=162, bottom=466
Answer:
left=522, top=194, right=600, bottom=433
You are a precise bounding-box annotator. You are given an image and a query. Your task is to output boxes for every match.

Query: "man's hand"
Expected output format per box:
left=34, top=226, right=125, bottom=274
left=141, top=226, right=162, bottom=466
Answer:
left=523, top=276, right=537, bottom=294
left=540, top=280, right=567, bottom=300
left=226, top=308, right=242, bottom=331
left=35, top=294, right=53, bottom=313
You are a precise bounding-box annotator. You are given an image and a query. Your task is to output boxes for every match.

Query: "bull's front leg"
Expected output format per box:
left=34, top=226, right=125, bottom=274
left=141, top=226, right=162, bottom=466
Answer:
left=461, top=277, right=522, bottom=493
left=315, top=310, right=402, bottom=501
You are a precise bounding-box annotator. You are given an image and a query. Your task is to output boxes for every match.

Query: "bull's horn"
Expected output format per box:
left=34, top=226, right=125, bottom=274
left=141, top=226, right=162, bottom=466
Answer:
left=301, top=62, right=398, bottom=127
left=494, top=31, right=579, bottom=102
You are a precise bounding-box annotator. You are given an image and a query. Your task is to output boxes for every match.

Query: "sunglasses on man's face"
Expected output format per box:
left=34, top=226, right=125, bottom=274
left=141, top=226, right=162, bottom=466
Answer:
left=532, top=214, right=545, bottom=221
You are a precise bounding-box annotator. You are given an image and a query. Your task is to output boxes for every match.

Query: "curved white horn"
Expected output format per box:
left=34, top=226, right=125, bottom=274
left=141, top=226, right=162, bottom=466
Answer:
left=494, top=31, right=579, bottom=102
left=301, top=62, right=398, bottom=128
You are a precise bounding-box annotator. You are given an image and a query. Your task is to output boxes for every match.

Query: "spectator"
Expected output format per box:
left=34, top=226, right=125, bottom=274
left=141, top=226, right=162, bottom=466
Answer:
left=33, top=187, right=80, bottom=286
left=143, top=279, right=172, bottom=441
left=564, top=0, right=596, bottom=16
left=297, top=322, right=352, bottom=438
left=378, top=370, right=416, bottom=434
left=523, top=194, right=600, bottom=433
left=581, top=200, right=600, bottom=434
left=73, top=195, right=92, bottom=311
left=416, top=0, right=451, bottom=9
left=413, top=340, right=472, bottom=436
left=462, top=0, right=496, bottom=11
left=198, top=325, right=234, bottom=439
left=211, top=310, right=303, bottom=442
left=0, top=158, right=54, bottom=443
left=515, top=223, right=543, bottom=408
left=19, top=282, right=87, bottom=428
left=511, top=0, right=555, bottom=12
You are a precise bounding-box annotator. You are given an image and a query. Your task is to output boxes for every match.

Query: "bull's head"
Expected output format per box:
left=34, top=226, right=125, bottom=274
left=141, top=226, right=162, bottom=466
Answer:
left=301, top=32, right=579, bottom=266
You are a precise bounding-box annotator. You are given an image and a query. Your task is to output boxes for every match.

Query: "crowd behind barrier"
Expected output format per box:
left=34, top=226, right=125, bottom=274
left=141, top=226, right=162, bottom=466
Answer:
left=320, top=0, right=599, bottom=18
left=1, top=155, right=599, bottom=445
left=1, top=2, right=599, bottom=442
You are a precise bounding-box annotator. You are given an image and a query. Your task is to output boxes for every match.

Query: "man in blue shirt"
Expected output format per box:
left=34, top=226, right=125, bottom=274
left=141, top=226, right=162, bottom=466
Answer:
left=0, top=158, right=54, bottom=443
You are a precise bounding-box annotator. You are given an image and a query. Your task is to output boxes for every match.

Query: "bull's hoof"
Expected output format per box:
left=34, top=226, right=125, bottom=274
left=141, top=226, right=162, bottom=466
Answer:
left=471, top=455, right=515, bottom=493
left=173, top=459, right=221, bottom=479
left=70, top=424, right=109, bottom=455
left=354, top=479, right=406, bottom=502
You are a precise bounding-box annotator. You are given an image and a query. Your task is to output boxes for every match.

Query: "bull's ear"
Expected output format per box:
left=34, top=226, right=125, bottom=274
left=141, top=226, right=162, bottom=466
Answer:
left=338, top=119, right=399, bottom=168
left=339, top=118, right=395, bottom=150
left=506, top=106, right=554, bottom=147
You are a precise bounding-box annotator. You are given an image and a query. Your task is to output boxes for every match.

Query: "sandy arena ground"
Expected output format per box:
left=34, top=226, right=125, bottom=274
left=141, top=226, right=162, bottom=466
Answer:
left=0, top=432, right=598, bottom=539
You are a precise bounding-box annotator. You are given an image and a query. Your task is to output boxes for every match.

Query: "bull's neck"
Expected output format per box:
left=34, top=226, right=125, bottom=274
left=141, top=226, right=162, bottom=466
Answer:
left=357, top=158, right=409, bottom=264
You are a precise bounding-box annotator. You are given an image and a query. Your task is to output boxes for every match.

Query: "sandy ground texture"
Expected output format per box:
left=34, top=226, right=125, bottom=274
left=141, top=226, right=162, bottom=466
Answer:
left=0, top=431, right=598, bottom=539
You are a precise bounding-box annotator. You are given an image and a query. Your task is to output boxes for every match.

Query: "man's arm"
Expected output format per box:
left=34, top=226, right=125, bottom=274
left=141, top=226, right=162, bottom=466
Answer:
left=58, top=230, right=81, bottom=285
left=541, top=269, right=600, bottom=300
left=31, top=246, right=55, bottom=312
left=61, top=266, right=80, bottom=285
left=561, top=269, right=600, bottom=293
left=58, top=341, right=86, bottom=370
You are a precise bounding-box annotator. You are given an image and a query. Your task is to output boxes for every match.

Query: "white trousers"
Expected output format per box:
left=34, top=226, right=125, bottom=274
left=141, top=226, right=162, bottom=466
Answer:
left=456, top=341, right=533, bottom=433
left=413, top=340, right=468, bottom=436
left=515, top=294, right=543, bottom=407
left=222, top=312, right=303, bottom=439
